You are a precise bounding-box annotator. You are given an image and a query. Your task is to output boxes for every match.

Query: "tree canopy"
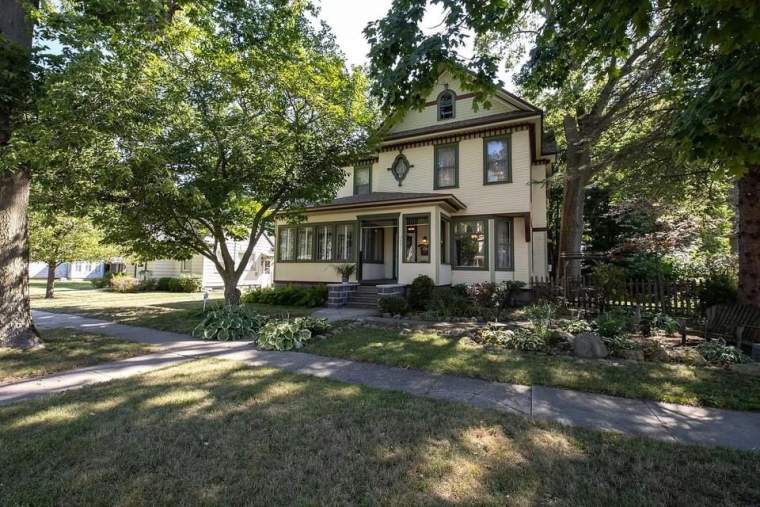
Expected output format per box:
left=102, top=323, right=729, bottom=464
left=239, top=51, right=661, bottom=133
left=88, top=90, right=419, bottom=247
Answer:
left=18, top=0, right=377, bottom=305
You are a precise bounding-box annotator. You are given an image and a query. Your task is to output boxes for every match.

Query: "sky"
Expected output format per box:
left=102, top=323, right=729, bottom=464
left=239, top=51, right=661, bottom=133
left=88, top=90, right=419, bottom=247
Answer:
left=316, top=0, right=516, bottom=87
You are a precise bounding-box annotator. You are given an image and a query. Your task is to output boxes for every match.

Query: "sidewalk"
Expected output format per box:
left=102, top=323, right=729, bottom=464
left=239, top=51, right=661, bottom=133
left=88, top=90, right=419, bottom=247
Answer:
left=6, top=310, right=758, bottom=451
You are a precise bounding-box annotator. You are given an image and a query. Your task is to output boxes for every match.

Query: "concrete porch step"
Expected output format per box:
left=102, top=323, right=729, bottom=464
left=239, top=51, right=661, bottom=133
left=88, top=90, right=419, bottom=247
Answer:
left=345, top=302, right=379, bottom=309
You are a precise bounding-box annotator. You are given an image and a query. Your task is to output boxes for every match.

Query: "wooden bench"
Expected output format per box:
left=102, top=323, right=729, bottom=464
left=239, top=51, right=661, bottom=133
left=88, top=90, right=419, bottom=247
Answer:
left=704, top=304, right=760, bottom=348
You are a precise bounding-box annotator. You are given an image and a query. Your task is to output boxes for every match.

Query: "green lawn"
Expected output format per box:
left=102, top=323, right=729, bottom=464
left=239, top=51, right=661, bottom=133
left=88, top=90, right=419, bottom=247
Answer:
left=307, top=327, right=760, bottom=411
left=30, top=281, right=311, bottom=333
left=0, top=329, right=156, bottom=385
left=1, top=358, right=757, bottom=505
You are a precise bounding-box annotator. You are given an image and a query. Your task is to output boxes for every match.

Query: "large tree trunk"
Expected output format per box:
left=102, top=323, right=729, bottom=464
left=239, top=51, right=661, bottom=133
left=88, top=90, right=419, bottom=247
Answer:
left=558, top=170, right=590, bottom=282
left=222, top=272, right=242, bottom=306
left=0, top=0, right=40, bottom=348
left=0, top=168, right=40, bottom=348
left=45, top=260, right=56, bottom=299
left=557, top=115, right=593, bottom=283
left=737, top=165, right=760, bottom=307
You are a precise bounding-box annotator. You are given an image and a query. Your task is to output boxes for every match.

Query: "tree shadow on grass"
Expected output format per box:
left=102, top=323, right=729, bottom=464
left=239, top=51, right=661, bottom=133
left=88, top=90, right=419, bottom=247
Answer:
left=1, top=358, right=758, bottom=505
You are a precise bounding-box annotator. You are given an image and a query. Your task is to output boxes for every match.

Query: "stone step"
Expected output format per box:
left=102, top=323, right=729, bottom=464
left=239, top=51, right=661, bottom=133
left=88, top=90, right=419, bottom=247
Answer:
left=345, top=301, right=378, bottom=309
left=356, top=286, right=379, bottom=293
left=348, top=293, right=379, bottom=301
left=348, top=296, right=377, bottom=305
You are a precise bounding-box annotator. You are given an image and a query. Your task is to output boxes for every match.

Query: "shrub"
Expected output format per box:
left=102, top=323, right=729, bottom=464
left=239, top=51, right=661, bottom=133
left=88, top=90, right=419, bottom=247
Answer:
left=595, top=309, right=631, bottom=338
left=241, top=286, right=327, bottom=307
left=167, top=275, right=202, bottom=293
left=480, top=325, right=546, bottom=351
left=257, top=319, right=313, bottom=350
left=451, top=284, right=469, bottom=298
left=109, top=274, right=140, bottom=293
left=652, top=313, right=679, bottom=336
left=524, top=302, right=557, bottom=338
left=641, top=339, right=669, bottom=362
left=379, top=295, right=409, bottom=316
left=428, top=287, right=473, bottom=318
left=603, top=335, right=641, bottom=355
left=138, top=278, right=158, bottom=291
left=466, top=282, right=496, bottom=308
left=563, top=319, right=593, bottom=334
left=408, top=275, right=435, bottom=310
left=493, top=281, right=526, bottom=309
left=90, top=277, right=106, bottom=289
left=192, top=306, right=266, bottom=341
left=696, top=340, right=750, bottom=365
left=591, top=263, right=628, bottom=301
left=90, top=272, right=115, bottom=288
left=294, top=316, right=331, bottom=335
left=156, top=277, right=174, bottom=291
left=698, top=271, right=737, bottom=313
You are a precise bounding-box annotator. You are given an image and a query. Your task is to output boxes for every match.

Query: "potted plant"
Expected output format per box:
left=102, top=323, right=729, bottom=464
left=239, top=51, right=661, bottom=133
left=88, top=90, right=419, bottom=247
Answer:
left=333, top=263, right=356, bottom=284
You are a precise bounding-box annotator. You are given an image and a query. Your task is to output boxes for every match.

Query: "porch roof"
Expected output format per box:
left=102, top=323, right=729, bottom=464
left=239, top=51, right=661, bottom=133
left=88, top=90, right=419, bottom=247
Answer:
left=303, top=191, right=467, bottom=213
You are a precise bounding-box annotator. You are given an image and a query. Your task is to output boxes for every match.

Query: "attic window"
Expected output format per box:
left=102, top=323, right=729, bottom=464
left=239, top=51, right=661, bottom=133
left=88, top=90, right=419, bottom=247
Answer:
left=437, top=90, right=455, bottom=120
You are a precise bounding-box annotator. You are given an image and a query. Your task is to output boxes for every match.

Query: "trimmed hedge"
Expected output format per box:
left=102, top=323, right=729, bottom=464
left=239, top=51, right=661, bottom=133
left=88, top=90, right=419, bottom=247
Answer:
left=241, top=286, right=327, bottom=307
left=154, top=275, right=202, bottom=293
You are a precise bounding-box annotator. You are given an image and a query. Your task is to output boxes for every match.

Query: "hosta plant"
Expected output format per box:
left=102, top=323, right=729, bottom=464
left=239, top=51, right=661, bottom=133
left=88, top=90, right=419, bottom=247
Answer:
left=193, top=306, right=267, bottom=341
left=696, top=340, right=750, bottom=365
left=257, top=320, right=313, bottom=351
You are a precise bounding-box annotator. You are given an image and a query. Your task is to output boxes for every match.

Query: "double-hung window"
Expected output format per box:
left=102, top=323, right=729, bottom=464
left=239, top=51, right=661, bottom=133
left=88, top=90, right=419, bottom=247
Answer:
left=484, top=135, right=511, bottom=184
left=354, top=165, right=371, bottom=195
left=495, top=218, right=514, bottom=270
left=434, top=144, right=458, bottom=189
left=453, top=219, right=487, bottom=269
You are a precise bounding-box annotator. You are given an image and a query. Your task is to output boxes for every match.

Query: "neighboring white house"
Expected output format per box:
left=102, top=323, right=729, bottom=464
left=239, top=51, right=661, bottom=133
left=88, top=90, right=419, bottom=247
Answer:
left=274, top=69, right=555, bottom=287
left=127, top=235, right=274, bottom=289
left=29, top=261, right=106, bottom=280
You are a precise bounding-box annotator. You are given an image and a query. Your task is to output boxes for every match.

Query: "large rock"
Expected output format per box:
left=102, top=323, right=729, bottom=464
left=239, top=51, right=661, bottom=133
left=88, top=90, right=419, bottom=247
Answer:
left=574, top=333, right=608, bottom=359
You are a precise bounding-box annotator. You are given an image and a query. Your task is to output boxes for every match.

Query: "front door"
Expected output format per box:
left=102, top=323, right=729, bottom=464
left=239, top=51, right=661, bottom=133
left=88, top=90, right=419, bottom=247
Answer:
left=358, top=218, right=398, bottom=283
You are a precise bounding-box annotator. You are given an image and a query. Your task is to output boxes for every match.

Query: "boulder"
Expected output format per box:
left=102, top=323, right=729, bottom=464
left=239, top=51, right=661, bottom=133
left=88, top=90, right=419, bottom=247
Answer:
left=574, top=333, right=608, bottom=359
left=670, top=347, right=707, bottom=366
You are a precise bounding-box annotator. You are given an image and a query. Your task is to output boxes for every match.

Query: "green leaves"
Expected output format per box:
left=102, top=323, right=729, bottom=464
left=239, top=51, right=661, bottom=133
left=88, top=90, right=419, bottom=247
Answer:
left=24, top=0, right=378, bottom=282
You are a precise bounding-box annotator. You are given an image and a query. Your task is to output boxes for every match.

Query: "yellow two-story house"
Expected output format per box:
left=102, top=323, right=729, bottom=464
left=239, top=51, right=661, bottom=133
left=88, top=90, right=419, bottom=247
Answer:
left=274, top=71, right=555, bottom=300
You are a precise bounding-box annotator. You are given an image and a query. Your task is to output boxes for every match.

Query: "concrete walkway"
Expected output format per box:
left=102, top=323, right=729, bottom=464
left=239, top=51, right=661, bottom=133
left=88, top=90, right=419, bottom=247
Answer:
left=3, top=310, right=758, bottom=451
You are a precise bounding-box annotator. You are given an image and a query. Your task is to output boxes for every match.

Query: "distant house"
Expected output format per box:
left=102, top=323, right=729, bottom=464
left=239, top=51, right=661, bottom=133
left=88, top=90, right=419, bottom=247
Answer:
left=274, top=69, right=555, bottom=288
left=127, top=236, right=274, bottom=289
left=29, top=261, right=107, bottom=280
